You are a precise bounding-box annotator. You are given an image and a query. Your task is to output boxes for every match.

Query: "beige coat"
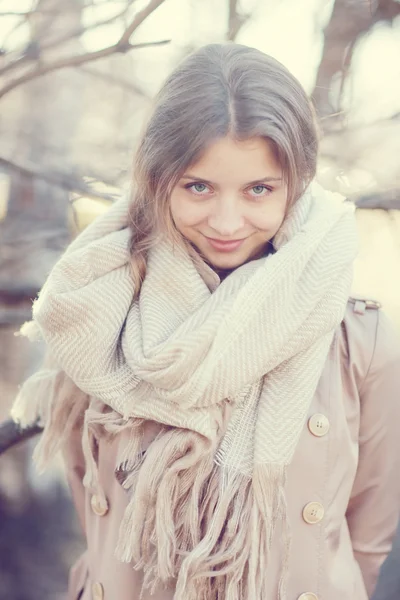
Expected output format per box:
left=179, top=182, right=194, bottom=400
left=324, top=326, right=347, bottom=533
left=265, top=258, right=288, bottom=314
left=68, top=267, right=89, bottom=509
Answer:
left=63, top=298, right=400, bottom=600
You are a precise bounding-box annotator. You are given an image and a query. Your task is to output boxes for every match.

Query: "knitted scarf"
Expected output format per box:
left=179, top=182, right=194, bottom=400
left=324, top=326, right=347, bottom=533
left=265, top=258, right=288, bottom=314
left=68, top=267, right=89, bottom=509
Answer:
left=11, top=181, right=357, bottom=600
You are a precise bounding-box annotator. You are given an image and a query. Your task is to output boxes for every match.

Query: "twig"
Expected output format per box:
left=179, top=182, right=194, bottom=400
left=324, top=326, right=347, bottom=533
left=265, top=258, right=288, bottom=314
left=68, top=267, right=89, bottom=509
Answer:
left=118, top=0, right=166, bottom=48
left=0, top=0, right=169, bottom=99
left=0, top=11, right=36, bottom=17
left=0, top=2, right=133, bottom=77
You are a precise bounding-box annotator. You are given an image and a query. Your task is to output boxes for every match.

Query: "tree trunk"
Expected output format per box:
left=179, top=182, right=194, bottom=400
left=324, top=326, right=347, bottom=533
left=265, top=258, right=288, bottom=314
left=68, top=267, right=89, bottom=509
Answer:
left=312, top=0, right=400, bottom=128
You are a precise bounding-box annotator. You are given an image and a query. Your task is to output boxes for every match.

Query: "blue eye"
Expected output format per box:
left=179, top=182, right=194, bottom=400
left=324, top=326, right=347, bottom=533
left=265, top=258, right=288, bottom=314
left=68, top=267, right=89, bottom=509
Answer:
left=253, top=185, right=265, bottom=194
left=248, top=184, right=272, bottom=197
left=186, top=183, right=210, bottom=195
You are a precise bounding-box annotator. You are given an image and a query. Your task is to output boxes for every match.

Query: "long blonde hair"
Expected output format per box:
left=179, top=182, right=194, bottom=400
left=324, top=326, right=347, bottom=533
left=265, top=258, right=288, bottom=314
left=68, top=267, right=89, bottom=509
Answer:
left=128, top=43, right=319, bottom=297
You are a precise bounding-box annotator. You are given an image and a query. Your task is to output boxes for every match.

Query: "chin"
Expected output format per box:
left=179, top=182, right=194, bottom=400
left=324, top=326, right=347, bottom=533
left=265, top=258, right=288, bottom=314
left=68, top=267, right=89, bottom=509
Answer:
left=202, top=250, right=249, bottom=270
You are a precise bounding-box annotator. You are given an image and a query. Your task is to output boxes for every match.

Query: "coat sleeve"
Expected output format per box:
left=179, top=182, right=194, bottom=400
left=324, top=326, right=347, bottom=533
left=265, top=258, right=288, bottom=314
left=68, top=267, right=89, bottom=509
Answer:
left=346, top=309, right=400, bottom=598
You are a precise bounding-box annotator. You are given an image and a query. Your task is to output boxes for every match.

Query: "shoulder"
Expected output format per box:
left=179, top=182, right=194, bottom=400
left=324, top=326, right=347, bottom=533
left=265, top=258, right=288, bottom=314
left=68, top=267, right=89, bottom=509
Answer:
left=338, top=296, right=400, bottom=392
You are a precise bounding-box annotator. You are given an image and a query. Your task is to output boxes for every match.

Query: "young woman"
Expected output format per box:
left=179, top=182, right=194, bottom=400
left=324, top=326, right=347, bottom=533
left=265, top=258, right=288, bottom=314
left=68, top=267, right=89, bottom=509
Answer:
left=12, top=43, right=400, bottom=600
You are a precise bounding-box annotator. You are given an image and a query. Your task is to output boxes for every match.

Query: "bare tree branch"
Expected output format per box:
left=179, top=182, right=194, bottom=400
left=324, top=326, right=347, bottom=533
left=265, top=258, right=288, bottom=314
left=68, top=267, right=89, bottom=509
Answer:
left=0, top=0, right=169, bottom=100
left=0, top=39, right=169, bottom=99
left=0, top=419, right=43, bottom=456
left=0, top=54, right=30, bottom=78
left=227, top=0, right=249, bottom=41
left=0, top=10, right=58, bottom=17
left=79, top=64, right=150, bottom=97
left=0, top=156, right=120, bottom=202
left=118, top=0, right=164, bottom=47
left=0, top=2, right=132, bottom=72
left=0, top=305, right=36, bottom=325
left=355, top=189, right=400, bottom=210
left=0, top=3, right=139, bottom=79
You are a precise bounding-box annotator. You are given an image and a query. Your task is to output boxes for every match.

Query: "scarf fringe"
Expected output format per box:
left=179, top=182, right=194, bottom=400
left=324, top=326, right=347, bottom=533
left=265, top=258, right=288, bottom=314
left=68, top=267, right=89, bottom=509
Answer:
left=115, top=427, right=291, bottom=600
left=81, top=403, right=149, bottom=499
left=10, top=351, right=89, bottom=473
left=12, top=360, right=291, bottom=599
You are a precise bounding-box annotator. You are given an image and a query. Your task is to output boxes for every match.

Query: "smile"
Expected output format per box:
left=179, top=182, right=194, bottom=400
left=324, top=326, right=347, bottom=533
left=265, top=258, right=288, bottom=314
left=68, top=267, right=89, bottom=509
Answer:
left=204, top=236, right=246, bottom=252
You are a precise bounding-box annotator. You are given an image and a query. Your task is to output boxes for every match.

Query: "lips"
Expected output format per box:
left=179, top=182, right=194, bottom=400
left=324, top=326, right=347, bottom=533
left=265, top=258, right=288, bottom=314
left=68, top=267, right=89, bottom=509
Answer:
left=204, top=236, right=246, bottom=252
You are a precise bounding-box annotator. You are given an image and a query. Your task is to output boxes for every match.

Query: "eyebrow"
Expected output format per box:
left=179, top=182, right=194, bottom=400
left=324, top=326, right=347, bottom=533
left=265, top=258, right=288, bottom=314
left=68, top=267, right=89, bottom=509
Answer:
left=181, top=174, right=283, bottom=185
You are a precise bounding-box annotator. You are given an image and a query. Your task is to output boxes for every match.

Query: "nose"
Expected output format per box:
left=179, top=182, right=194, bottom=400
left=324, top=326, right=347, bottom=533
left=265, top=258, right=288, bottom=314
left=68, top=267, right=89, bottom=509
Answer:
left=208, top=197, right=245, bottom=237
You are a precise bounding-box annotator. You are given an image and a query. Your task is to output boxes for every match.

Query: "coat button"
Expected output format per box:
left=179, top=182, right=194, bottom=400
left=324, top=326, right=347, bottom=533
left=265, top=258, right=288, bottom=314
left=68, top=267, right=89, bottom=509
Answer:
left=308, top=413, right=330, bottom=437
left=91, top=581, right=104, bottom=600
left=302, top=501, right=324, bottom=524
left=298, top=594, right=318, bottom=600
left=90, top=494, right=109, bottom=516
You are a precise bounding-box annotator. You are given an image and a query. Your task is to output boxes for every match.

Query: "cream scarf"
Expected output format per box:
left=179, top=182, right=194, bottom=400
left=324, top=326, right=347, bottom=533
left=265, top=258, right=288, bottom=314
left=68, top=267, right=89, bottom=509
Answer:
left=12, top=181, right=357, bottom=599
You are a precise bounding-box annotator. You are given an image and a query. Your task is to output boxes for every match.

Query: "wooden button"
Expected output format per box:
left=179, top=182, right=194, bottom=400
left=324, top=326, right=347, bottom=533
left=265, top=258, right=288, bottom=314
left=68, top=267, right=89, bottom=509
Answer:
left=308, top=413, right=330, bottom=437
left=298, top=594, right=318, bottom=600
left=91, top=581, right=104, bottom=600
left=302, top=501, right=324, bottom=524
left=90, top=494, right=109, bottom=517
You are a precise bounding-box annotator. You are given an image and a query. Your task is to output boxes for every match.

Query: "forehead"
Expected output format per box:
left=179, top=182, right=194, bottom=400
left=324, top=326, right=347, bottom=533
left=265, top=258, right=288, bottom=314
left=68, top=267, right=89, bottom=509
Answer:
left=187, top=136, right=282, bottom=182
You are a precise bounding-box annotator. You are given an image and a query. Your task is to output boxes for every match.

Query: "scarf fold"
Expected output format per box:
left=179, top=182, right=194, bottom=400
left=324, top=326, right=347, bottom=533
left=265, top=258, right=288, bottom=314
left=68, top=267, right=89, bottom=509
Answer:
left=11, top=181, right=357, bottom=599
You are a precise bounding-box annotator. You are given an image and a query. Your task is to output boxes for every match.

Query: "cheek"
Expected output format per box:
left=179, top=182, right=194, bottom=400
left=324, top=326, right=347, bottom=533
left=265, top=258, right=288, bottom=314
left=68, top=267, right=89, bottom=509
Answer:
left=249, top=203, right=286, bottom=234
left=170, top=194, right=208, bottom=228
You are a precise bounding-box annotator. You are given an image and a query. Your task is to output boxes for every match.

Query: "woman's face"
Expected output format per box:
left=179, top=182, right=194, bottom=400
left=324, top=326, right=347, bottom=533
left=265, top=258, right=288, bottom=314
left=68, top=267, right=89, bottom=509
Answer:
left=170, top=136, right=288, bottom=271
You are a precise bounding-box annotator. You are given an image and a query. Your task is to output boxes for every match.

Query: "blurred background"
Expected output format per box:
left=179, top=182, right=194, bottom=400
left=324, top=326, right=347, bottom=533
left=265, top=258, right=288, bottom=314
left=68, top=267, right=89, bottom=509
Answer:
left=0, top=0, right=399, bottom=598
